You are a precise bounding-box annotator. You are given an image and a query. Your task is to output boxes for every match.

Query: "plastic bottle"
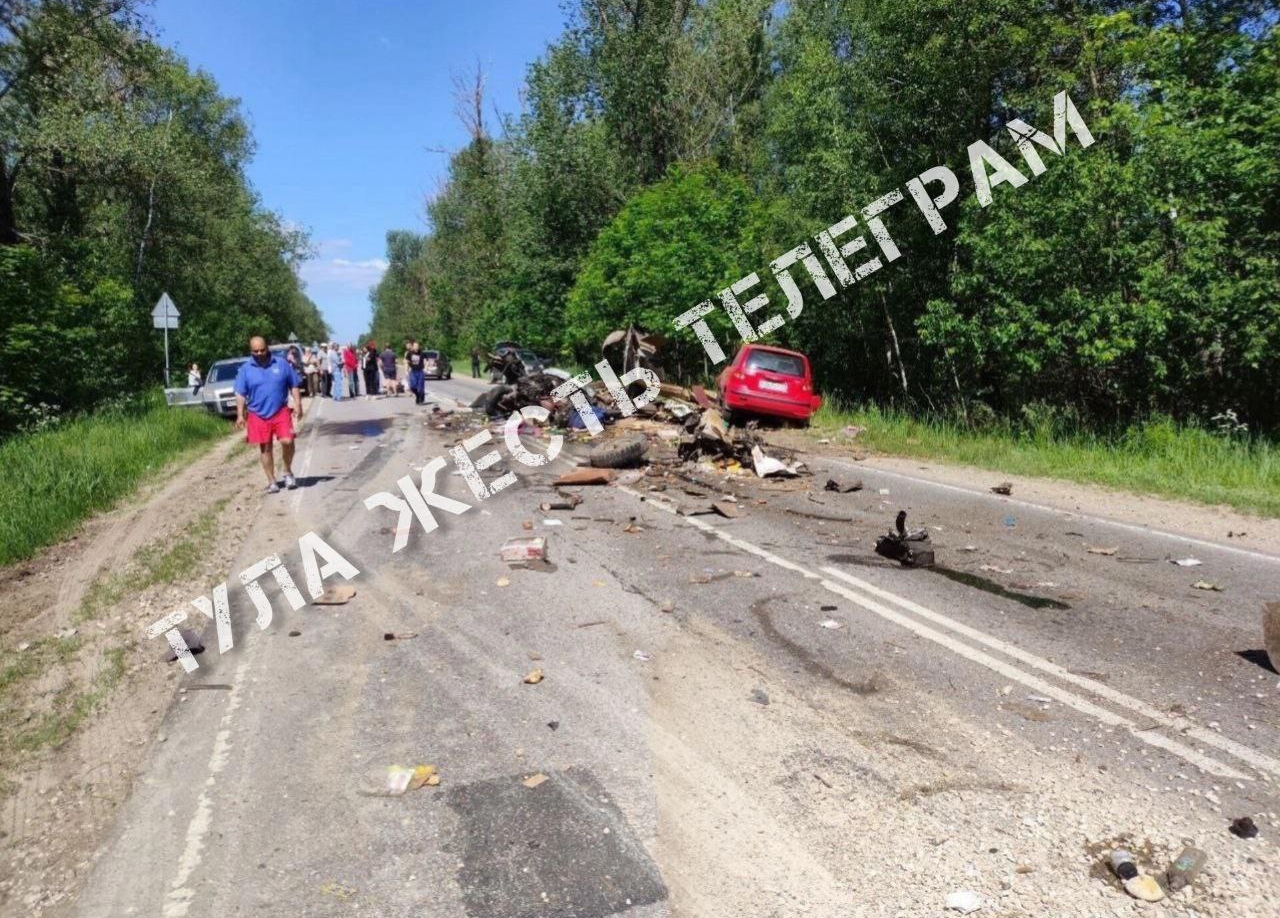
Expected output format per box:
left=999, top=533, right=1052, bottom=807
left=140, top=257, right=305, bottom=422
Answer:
left=1165, top=847, right=1207, bottom=892
left=1109, top=848, right=1139, bottom=881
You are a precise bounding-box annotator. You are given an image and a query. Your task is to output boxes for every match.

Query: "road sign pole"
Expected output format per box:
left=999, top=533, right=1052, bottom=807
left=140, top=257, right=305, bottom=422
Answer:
left=152, top=292, right=180, bottom=387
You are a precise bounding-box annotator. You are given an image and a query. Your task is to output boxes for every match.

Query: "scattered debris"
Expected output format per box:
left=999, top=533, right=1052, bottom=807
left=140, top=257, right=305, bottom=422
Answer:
left=824, top=478, right=863, bottom=493
left=622, top=518, right=644, bottom=533
left=522, top=773, right=549, bottom=789
left=944, top=890, right=982, bottom=914
left=1164, top=846, right=1207, bottom=892
left=1229, top=816, right=1258, bottom=839
left=1124, top=875, right=1166, bottom=902
left=633, top=650, right=652, bottom=662
left=500, top=536, right=547, bottom=563
left=1171, top=558, right=1203, bottom=567
left=979, top=564, right=1013, bottom=574
left=546, top=721, right=559, bottom=731
left=990, top=482, right=1013, bottom=495
left=523, top=668, right=544, bottom=684
left=589, top=434, right=648, bottom=469
left=1085, top=545, right=1118, bottom=556
left=376, top=764, right=439, bottom=796
left=875, top=510, right=935, bottom=568
left=383, top=632, right=418, bottom=641
left=554, top=467, right=615, bottom=486
left=820, top=604, right=837, bottom=611
left=313, top=584, right=356, bottom=605
left=1110, top=848, right=1165, bottom=902
left=752, top=445, right=805, bottom=478
left=1264, top=601, right=1280, bottom=671
left=575, top=620, right=607, bottom=628
left=712, top=498, right=740, bottom=519
left=1109, top=849, right=1139, bottom=881
left=659, top=600, right=675, bottom=613
left=288, top=630, right=301, bottom=637
left=840, top=425, right=866, bottom=439
left=1191, top=580, right=1224, bottom=592
left=165, top=629, right=204, bottom=663
left=750, top=688, right=770, bottom=706
left=496, top=576, right=511, bottom=587
left=540, top=492, right=583, bottom=511
left=819, top=619, right=843, bottom=630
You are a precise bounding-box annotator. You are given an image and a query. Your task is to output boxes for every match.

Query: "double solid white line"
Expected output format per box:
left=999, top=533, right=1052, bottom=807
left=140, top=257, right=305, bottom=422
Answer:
left=621, top=486, right=1279, bottom=782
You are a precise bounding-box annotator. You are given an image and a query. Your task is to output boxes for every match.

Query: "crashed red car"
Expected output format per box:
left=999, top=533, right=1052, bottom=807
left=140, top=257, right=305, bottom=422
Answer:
left=716, top=344, right=822, bottom=425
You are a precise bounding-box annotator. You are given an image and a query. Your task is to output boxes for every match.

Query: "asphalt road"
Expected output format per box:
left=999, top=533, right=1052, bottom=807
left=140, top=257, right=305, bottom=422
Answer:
left=71, top=375, right=1279, bottom=918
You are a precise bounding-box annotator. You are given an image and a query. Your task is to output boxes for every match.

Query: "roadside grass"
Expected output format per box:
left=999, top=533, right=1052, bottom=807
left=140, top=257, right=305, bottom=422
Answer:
left=0, top=495, right=231, bottom=779
left=10, top=646, right=128, bottom=755
left=811, top=404, right=1280, bottom=518
left=74, top=496, right=229, bottom=623
left=0, top=390, right=228, bottom=566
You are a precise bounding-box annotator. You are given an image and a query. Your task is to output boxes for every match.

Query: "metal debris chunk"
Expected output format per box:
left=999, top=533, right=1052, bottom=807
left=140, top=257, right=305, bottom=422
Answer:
left=874, top=510, right=935, bottom=568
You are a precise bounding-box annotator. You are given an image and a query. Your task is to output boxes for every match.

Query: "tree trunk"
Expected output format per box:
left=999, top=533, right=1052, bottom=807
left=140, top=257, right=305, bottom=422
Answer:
left=0, top=152, right=18, bottom=245
left=879, top=289, right=910, bottom=399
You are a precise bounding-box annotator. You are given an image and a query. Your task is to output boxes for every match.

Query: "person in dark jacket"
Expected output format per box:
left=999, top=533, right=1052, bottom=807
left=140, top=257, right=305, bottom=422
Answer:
left=362, top=341, right=380, bottom=399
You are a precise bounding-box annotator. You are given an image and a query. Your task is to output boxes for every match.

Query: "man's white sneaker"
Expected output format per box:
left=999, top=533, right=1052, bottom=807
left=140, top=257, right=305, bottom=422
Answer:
left=266, top=482, right=281, bottom=494
left=283, top=473, right=298, bottom=490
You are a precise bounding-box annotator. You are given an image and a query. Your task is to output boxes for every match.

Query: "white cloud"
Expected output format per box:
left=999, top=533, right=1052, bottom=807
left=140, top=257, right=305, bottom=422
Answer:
left=299, top=256, right=389, bottom=292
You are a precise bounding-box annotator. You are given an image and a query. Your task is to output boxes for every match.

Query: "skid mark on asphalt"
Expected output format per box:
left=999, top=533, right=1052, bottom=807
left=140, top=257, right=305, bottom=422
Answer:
left=618, top=485, right=1277, bottom=782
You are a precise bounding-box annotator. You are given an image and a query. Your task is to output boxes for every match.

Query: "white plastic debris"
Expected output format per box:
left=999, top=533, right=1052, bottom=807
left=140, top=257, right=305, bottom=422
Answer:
left=819, top=619, right=843, bottom=630
left=945, top=890, right=983, bottom=913
left=1171, top=558, right=1202, bottom=567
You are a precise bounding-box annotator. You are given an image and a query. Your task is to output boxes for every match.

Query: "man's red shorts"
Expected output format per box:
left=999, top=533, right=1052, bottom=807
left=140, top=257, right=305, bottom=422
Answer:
left=246, top=407, right=295, bottom=445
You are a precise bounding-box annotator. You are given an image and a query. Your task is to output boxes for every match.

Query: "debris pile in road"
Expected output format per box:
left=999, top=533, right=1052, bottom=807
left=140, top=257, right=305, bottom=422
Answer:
left=874, top=510, right=935, bottom=568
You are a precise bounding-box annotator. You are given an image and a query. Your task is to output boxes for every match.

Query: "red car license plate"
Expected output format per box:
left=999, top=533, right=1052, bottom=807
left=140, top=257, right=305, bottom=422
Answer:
left=758, top=379, right=787, bottom=392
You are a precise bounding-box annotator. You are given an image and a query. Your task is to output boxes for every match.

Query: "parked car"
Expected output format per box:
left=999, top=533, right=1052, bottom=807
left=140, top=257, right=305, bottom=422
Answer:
left=716, top=344, right=822, bottom=425
left=201, top=357, right=248, bottom=418
left=422, top=350, right=452, bottom=379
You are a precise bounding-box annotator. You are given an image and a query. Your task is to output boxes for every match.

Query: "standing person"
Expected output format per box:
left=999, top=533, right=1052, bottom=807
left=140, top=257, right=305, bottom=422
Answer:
left=303, top=347, right=319, bottom=397
left=233, top=336, right=303, bottom=493
left=342, top=342, right=359, bottom=397
left=406, top=340, right=426, bottom=405
left=380, top=343, right=399, bottom=396
left=187, top=362, right=202, bottom=394
left=470, top=347, right=482, bottom=378
left=318, top=344, right=332, bottom=397
left=327, top=342, right=344, bottom=401
left=362, top=341, right=380, bottom=399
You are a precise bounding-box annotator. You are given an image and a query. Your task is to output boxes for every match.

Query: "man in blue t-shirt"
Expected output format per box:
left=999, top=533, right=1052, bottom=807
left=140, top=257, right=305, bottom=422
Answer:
left=233, top=336, right=304, bottom=493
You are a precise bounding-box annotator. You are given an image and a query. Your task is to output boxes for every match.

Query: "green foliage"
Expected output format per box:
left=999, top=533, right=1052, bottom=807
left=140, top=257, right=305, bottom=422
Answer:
left=812, top=401, right=1280, bottom=517
left=0, top=1, right=325, bottom=436
left=0, top=390, right=226, bottom=565
left=566, top=164, right=772, bottom=373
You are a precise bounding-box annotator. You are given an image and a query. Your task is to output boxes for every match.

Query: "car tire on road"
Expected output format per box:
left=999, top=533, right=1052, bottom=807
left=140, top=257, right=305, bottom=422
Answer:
left=588, top=434, right=648, bottom=469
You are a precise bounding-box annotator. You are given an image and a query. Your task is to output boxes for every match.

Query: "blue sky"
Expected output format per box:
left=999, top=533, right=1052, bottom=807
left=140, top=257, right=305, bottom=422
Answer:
left=152, top=0, right=568, bottom=342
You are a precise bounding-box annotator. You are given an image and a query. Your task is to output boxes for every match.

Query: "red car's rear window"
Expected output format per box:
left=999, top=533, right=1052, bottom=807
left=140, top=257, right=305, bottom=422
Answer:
left=744, top=350, right=805, bottom=377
